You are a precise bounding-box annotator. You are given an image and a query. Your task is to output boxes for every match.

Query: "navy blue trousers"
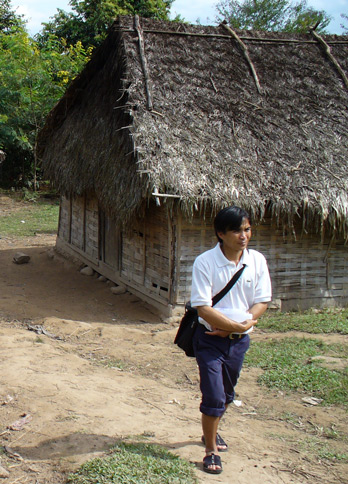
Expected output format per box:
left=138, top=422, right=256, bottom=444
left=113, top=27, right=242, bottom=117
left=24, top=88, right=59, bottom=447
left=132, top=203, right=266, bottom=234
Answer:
left=193, top=324, right=250, bottom=417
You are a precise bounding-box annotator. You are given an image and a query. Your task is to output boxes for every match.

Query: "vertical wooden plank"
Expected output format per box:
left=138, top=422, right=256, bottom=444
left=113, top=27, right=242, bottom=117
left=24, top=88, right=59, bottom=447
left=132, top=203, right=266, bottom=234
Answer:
left=104, top=213, right=120, bottom=269
left=85, top=196, right=98, bottom=261
left=83, top=194, right=87, bottom=253
left=168, top=208, right=175, bottom=305
left=68, top=197, right=72, bottom=244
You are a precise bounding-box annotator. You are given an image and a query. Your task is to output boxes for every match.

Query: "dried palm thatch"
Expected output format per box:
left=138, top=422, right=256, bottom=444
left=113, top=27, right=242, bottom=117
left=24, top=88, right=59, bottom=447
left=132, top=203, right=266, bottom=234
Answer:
left=37, top=16, right=348, bottom=237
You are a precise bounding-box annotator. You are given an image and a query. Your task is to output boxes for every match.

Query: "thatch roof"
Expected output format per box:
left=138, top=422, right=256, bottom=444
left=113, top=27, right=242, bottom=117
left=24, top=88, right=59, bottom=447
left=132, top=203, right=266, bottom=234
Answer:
left=37, top=16, right=348, bottom=237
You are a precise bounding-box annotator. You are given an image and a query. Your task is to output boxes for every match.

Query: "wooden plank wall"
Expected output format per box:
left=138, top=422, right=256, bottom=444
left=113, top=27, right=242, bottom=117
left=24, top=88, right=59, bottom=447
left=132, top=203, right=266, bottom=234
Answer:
left=175, top=213, right=348, bottom=310
left=121, top=220, right=146, bottom=286
left=144, top=207, right=171, bottom=298
left=56, top=197, right=348, bottom=312
left=70, top=196, right=85, bottom=250
left=175, top=215, right=216, bottom=304
left=58, top=197, right=173, bottom=304
left=85, top=196, right=99, bottom=261
left=250, top=219, right=348, bottom=310
left=58, top=196, right=71, bottom=241
left=120, top=204, right=171, bottom=302
left=59, top=195, right=99, bottom=262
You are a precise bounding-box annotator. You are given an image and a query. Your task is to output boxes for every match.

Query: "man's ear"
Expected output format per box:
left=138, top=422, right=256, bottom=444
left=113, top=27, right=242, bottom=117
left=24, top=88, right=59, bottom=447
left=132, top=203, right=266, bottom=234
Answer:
left=217, top=231, right=225, bottom=241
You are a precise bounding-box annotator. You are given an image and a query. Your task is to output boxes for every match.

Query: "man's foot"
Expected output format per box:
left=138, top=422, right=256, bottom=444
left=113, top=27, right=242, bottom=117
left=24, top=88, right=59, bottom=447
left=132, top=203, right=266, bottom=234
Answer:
left=201, top=433, right=228, bottom=452
left=203, top=453, right=223, bottom=474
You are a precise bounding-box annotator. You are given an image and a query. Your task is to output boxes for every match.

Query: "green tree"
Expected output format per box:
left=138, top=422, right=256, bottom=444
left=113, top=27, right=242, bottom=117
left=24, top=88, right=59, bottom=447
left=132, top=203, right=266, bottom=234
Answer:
left=216, top=0, right=331, bottom=33
left=0, top=28, right=91, bottom=187
left=37, top=0, right=174, bottom=49
left=0, top=0, right=25, bottom=33
left=341, top=13, right=348, bottom=34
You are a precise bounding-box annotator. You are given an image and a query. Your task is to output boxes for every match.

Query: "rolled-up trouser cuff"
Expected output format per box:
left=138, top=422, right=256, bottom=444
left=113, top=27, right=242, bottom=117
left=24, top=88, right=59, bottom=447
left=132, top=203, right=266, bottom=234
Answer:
left=200, top=403, right=226, bottom=418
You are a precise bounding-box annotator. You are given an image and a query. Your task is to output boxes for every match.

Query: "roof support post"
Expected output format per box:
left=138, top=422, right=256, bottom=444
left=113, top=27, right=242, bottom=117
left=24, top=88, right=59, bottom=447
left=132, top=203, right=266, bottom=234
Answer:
left=221, top=22, right=262, bottom=95
left=134, top=15, right=154, bottom=111
left=310, top=27, right=348, bottom=91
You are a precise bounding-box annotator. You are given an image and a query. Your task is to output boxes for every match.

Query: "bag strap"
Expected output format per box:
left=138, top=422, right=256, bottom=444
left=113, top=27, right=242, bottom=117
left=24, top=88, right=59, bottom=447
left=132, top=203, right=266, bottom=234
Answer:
left=211, top=264, right=246, bottom=307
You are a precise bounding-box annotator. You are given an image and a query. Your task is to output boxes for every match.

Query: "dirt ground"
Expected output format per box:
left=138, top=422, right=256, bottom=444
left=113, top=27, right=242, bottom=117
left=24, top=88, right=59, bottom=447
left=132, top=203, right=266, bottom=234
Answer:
left=0, top=195, right=347, bottom=484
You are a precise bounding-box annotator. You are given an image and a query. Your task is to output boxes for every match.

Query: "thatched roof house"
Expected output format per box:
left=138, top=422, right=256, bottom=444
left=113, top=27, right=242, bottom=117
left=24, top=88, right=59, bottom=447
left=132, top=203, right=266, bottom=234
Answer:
left=37, top=16, right=348, bottom=314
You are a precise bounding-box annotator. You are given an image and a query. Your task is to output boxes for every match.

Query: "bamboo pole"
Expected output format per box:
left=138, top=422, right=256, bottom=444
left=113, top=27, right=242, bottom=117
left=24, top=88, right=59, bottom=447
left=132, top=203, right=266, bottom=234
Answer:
left=221, top=22, right=262, bottom=95
left=117, top=27, right=348, bottom=45
left=134, top=15, right=153, bottom=111
left=310, top=28, right=348, bottom=90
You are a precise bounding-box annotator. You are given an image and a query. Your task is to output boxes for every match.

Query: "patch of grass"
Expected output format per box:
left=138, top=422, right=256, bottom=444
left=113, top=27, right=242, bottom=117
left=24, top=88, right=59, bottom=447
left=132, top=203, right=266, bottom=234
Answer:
left=266, top=432, right=348, bottom=463
left=279, top=412, right=346, bottom=441
left=311, top=424, right=345, bottom=441
left=87, top=355, right=133, bottom=371
left=0, top=199, right=59, bottom=237
left=259, top=307, right=348, bottom=334
left=67, top=442, right=197, bottom=484
left=56, top=414, right=80, bottom=422
left=300, top=436, right=348, bottom=463
left=279, top=411, right=300, bottom=426
left=245, top=338, right=348, bottom=407
left=100, top=358, right=128, bottom=370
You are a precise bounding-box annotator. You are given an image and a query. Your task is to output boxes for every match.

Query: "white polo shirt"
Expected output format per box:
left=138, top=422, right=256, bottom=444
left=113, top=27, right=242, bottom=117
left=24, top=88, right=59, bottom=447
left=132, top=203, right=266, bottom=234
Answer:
left=190, top=243, right=272, bottom=331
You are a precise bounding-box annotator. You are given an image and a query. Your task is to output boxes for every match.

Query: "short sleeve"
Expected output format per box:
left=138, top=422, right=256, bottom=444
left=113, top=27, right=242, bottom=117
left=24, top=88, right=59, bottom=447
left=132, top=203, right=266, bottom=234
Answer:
left=253, top=254, right=272, bottom=303
left=190, top=256, right=213, bottom=307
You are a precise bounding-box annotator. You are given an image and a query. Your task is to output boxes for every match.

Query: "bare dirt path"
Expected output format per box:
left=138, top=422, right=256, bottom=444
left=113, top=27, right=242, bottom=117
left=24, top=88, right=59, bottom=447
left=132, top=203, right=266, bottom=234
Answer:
left=0, top=196, right=347, bottom=484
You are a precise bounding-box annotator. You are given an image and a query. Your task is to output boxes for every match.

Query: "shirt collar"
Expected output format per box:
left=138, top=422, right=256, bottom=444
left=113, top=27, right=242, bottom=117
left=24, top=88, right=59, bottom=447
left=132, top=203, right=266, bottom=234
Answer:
left=214, top=243, right=250, bottom=268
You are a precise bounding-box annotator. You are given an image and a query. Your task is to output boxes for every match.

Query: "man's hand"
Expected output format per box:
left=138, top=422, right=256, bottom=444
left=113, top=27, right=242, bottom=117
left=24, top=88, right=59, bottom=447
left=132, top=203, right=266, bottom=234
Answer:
left=207, top=319, right=258, bottom=338
left=242, top=318, right=258, bottom=331
left=206, top=328, right=231, bottom=338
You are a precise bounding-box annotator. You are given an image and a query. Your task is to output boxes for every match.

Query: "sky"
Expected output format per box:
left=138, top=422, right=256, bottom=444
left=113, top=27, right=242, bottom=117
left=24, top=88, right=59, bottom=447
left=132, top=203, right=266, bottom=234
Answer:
left=13, top=0, right=348, bottom=36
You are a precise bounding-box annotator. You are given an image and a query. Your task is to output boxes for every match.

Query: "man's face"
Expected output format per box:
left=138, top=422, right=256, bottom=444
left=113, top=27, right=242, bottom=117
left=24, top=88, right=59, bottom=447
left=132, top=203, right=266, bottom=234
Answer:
left=217, top=218, right=252, bottom=253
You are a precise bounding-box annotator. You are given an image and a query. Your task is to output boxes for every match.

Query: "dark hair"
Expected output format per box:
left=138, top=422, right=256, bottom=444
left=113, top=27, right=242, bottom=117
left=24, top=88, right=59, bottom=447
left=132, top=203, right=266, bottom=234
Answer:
left=214, top=206, right=251, bottom=242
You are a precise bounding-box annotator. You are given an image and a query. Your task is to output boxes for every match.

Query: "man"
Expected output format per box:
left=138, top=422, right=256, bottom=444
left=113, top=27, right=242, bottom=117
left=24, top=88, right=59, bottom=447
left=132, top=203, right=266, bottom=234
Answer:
left=191, top=206, right=272, bottom=474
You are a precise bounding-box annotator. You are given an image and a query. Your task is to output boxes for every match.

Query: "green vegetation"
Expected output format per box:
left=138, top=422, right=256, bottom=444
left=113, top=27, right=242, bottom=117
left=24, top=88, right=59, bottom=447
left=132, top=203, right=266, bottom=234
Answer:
left=67, top=442, right=197, bottom=484
left=0, top=0, right=24, bottom=33
left=96, top=356, right=131, bottom=370
left=38, top=0, right=175, bottom=50
left=245, top=337, right=348, bottom=407
left=259, top=307, right=348, bottom=334
left=0, top=197, right=59, bottom=237
left=216, top=0, right=331, bottom=33
left=267, top=431, right=348, bottom=463
left=280, top=412, right=345, bottom=440
left=341, top=13, right=348, bottom=32
left=301, top=436, right=348, bottom=462
left=0, top=25, right=92, bottom=188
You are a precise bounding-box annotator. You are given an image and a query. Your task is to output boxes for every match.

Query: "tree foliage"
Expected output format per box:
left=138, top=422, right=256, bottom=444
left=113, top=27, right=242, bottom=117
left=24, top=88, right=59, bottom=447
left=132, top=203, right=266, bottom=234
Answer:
left=0, top=0, right=24, bottom=33
left=216, top=0, right=331, bottom=33
left=341, top=13, right=348, bottom=34
left=37, top=0, right=174, bottom=49
left=0, top=28, right=92, bottom=187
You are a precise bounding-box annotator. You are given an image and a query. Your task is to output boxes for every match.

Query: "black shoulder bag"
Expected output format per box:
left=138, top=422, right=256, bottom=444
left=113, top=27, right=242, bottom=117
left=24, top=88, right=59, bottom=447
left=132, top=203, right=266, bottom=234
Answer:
left=174, top=264, right=246, bottom=357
